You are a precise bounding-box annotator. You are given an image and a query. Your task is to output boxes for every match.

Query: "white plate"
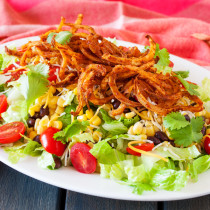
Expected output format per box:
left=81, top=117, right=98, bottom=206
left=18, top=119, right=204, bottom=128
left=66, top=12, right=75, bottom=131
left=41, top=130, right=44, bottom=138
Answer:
left=0, top=37, right=210, bottom=201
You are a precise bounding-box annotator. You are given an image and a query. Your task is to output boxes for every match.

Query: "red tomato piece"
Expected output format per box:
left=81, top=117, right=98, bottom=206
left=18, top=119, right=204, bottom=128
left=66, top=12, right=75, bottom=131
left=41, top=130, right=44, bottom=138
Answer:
left=3, top=64, right=16, bottom=74
left=0, top=122, right=25, bottom=144
left=0, top=95, right=8, bottom=116
left=70, top=143, right=97, bottom=174
left=126, top=143, right=154, bottom=156
left=40, top=127, right=66, bottom=156
left=204, top=136, right=210, bottom=155
left=48, top=66, right=59, bottom=82
left=169, top=60, right=174, bottom=68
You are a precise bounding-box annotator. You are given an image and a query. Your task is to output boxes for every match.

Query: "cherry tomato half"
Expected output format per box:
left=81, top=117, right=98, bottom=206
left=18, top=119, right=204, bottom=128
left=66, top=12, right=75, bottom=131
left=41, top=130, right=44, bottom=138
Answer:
left=0, top=122, right=25, bottom=144
left=70, top=143, right=97, bottom=174
left=3, top=62, right=25, bottom=82
left=0, top=95, right=8, bottom=116
left=48, top=66, right=59, bottom=82
left=40, top=127, right=66, bottom=156
left=204, top=136, right=210, bottom=155
left=126, top=143, right=154, bottom=156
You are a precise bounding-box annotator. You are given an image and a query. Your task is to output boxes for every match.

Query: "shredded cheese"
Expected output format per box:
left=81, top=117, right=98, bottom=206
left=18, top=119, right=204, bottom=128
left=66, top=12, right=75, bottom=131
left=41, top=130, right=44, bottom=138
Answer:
left=128, top=141, right=168, bottom=162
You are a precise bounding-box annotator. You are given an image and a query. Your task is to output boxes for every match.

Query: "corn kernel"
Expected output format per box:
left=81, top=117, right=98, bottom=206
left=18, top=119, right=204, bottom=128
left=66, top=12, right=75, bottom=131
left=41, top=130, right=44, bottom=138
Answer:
left=88, top=142, right=94, bottom=148
left=206, top=128, right=210, bottom=135
left=41, top=97, right=47, bottom=104
left=27, top=127, right=33, bottom=133
left=57, top=97, right=65, bottom=107
left=29, top=105, right=41, bottom=116
left=125, top=111, right=136, bottom=119
left=49, top=108, right=56, bottom=116
left=79, top=109, right=83, bottom=116
left=141, top=127, right=147, bottom=135
left=55, top=106, right=64, bottom=115
left=157, top=117, right=162, bottom=124
left=133, top=122, right=143, bottom=135
left=140, top=134, right=147, bottom=140
left=34, top=119, right=41, bottom=131
left=73, top=87, right=78, bottom=95
left=51, top=121, right=63, bottom=130
left=205, top=111, right=210, bottom=119
left=49, top=86, right=56, bottom=94
left=77, top=114, right=88, bottom=122
left=50, top=96, right=59, bottom=106
left=35, top=96, right=45, bottom=106
left=90, top=116, right=101, bottom=126
left=128, top=126, right=135, bottom=135
left=145, top=121, right=153, bottom=127
left=86, top=109, right=94, bottom=119
left=146, top=126, right=155, bottom=136
left=140, top=111, right=151, bottom=120
left=154, top=125, right=159, bottom=132
left=39, top=116, right=49, bottom=127
left=37, top=125, right=47, bottom=135
left=29, top=131, right=37, bottom=140
left=195, top=110, right=206, bottom=117
left=93, top=131, right=102, bottom=142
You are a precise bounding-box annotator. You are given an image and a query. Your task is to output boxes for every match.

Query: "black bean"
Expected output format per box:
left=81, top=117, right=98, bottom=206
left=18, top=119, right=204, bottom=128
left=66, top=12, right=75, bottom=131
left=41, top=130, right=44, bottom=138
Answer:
left=190, top=102, right=197, bottom=106
left=40, top=105, right=49, bottom=118
left=33, top=135, right=41, bottom=144
left=111, top=99, right=121, bottom=109
left=123, top=108, right=130, bottom=113
left=147, top=136, right=161, bottom=145
left=155, top=131, right=169, bottom=142
left=53, top=157, right=62, bottom=169
left=169, top=140, right=175, bottom=147
left=33, top=112, right=41, bottom=119
left=27, top=118, right=36, bottom=127
left=184, top=115, right=191, bottom=122
left=53, top=89, right=60, bottom=96
left=201, top=126, right=206, bottom=136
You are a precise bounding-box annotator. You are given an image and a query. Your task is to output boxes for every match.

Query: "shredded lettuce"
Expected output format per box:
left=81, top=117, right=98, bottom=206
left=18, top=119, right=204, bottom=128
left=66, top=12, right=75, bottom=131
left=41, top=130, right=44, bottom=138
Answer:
left=54, top=120, right=89, bottom=144
left=0, top=52, right=17, bottom=70
left=47, top=31, right=72, bottom=45
left=198, top=77, right=210, bottom=102
left=38, top=151, right=55, bottom=170
left=100, top=109, right=128, bottom=135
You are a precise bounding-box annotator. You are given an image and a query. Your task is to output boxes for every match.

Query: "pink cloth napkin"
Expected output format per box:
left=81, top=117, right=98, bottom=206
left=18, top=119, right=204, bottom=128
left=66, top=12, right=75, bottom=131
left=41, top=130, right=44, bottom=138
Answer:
left=1, top=0, right=210, bottom=68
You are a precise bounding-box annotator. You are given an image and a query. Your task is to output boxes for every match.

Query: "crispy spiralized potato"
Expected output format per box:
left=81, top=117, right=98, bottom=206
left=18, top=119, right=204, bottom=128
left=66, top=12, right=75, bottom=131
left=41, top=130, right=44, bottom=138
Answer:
left=5, top=14, right=204, bottom=116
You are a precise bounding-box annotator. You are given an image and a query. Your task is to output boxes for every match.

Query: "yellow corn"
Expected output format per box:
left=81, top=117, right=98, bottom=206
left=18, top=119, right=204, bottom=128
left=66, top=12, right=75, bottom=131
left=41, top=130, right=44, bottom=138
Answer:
left=34, top=119, right=41, bottom=131
left=51, top=121, right=63, bottom=130
left=27, top=127, right=33, bottom=133
left=48, top=96, right=59, bottom=109
left=39, top=116, right=50, bottom=127
left=50, top=113, right=59, bottom=121
left=29, top=131, right=37, bottom=140
left=29, top=105, right=41, bottom=116
left=77, top=114, right=88, bottom=122
left=55, top=106, right=64, bottom=115
left=73, top=87, right=78, bottom=95
left=57, top=97, right=65, bottom=107
left=146, top=126, right=155, bottom=136
left=128, top=126, right=135, bottom=135
left=88, top=142, right=94, bottom=148
left=133, top=122, right=143, bottom=135
left=90, top=116, right=101, bottom=126
left=205, top=111, right=210, bottom=119
left=79, top=109, right=83, bottom=116
left=154, top=125, right=159, bottom=132
left=37, top=125, right=47, bottom=135
left=206, top=128, right=210, bottom=135
left=49, top=108, right=56, bottom=116
left=140, top=110, right=151, bottom=120
left=145, top=121, right=153, bottom=127
left=195, top=110, right=206, bottom=117
left=35, top=96, right=45, bottom=106
left=49, top=86, right=56, bottom=94
left=140, top=134, right=147, bottom=140
left=125, top=111, right=136, bottom=119
left=141, top=127, right=147, bottom=135
left=157, top=117, right=162, bottom=124
left=86, top=109, right=94, bottom=119
left=93, top=131, right=102, bottom=142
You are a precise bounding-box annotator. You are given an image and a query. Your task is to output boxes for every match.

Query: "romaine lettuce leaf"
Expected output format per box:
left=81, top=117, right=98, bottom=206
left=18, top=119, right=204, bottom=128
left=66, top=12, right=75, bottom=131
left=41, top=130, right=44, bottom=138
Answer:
left=38, top=151, right=55, bottom=170
left=197, top=77, right=210, bottom=102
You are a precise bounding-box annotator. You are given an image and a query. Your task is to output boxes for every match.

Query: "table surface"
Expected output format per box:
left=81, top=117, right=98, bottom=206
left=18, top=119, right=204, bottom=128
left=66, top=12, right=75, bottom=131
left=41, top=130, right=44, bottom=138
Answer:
left=1, top=161, right=210, bottom=210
